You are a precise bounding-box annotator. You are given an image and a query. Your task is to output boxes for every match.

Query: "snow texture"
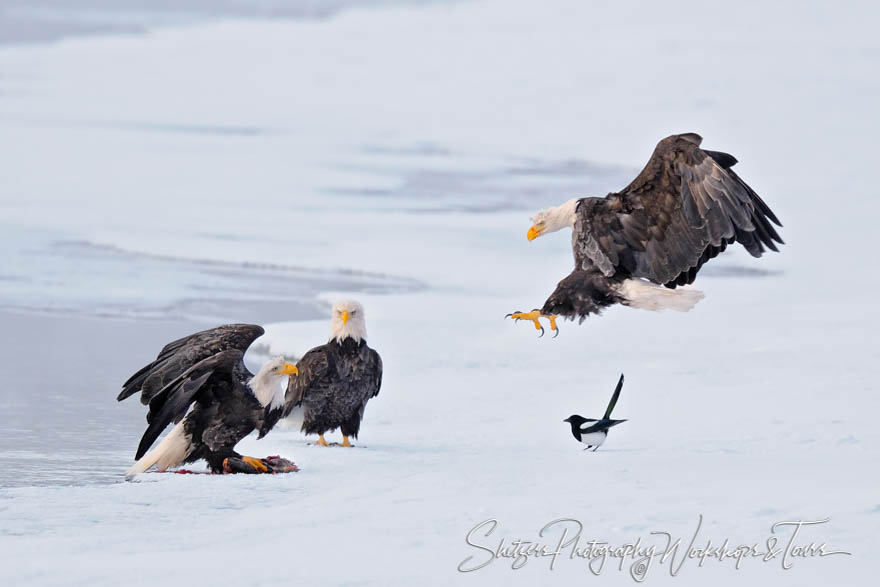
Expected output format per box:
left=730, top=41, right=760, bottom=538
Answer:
left=1, top=0, right=878, bottom=585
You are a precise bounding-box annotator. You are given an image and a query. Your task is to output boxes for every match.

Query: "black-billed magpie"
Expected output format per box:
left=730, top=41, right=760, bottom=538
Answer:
left=564, top=374, right=627, bottom=451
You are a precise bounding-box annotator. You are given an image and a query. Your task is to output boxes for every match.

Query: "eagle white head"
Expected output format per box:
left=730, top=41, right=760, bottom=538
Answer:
left=249, top=356, right=298, bottom=409
left=330, top=300, right=367, bottom=344
left=527, top=198, right=579, bottom=241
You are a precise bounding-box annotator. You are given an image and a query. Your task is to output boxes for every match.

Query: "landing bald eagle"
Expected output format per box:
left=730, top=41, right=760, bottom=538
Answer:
left=508, top=133, right=783, bottom=335
left=119, top=324, right=299, bottom=478
left=284, top=301, right=382, bottom=447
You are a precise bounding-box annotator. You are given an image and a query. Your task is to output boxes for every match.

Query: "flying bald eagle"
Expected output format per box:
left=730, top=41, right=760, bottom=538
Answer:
left=284, top=301, right=382, bottom=447
left=508, top=133, right=784, bottom=335
left=119, top=324, right=299, bottom=479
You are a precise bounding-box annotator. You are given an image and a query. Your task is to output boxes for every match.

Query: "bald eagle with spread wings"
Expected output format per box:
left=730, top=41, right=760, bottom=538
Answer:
left=118, top=324, right=299, bottom=478
left=508, top=133, right=784, bottom=335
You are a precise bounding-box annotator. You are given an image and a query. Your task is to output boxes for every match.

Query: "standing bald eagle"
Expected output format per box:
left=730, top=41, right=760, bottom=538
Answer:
left=508, top=133, right=784, bottom=335
left=284, top=301, right=382, bottom=447
left=119, top=324, right=299, bottom=478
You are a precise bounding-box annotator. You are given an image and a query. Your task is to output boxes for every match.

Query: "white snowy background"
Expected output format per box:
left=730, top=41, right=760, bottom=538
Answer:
left=0, top=0, right=878, bottom=585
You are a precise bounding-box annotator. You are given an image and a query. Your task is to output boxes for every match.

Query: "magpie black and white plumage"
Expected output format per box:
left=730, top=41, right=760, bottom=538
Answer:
left=284, top=300, right=382, bottom=447
left=118, top=324, right=299, bottom=479
left=564, top=374, right=627, bottom=451
left=508, top=133, right=784, bottom=335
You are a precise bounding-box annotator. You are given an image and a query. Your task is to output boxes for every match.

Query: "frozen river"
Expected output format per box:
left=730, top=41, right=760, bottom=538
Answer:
left=0, top=1, right=877, bottom=585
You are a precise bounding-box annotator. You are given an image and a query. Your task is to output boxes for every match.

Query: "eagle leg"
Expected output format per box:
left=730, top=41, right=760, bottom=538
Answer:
left=222, top=455, right=299, bottom=474
left=315, top=434, right=330, bottom=447
left=341, top=435, right=353, bottom=447
left=505, top=310, right=559, bottom=337
left=222, top=455, right=269, bottom=474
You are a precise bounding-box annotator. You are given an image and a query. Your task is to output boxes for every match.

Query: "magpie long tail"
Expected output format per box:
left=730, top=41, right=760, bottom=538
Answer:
left=603, top=374, right=624, bottom=419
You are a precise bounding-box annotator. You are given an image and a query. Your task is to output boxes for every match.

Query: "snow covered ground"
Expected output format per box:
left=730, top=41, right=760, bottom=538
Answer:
left=1, top=0, right=878, bottom=584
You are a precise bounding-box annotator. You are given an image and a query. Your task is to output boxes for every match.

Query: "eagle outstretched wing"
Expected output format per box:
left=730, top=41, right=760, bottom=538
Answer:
left=574, top=133, right=783, bottom=288
left=118, top=323, right=264, bottom=404
left=118, top=324, right=264, bottom=460
left=134, top=349, right=244, bottom=460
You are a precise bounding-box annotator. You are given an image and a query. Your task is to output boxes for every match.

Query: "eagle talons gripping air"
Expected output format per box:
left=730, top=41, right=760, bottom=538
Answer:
left=505, top=310, right=559, bottom=338
left=508, top=133, right=783, bottom=332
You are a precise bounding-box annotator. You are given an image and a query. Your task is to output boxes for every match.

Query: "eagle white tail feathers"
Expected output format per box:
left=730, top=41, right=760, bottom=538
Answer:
left=617, top=279, right=704, bottom=312
left=125, top=422, right=191, bottom=480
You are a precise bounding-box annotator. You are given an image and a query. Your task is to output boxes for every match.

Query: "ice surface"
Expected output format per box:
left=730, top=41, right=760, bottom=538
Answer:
left=0, top=0, right=878, bottom=585
left=0, top=224, right=424, bottom=322
left=0, top=0, right=442, bottom=45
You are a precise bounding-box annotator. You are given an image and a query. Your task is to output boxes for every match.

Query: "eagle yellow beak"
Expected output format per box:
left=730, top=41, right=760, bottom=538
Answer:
left=281, top=363, right=298, bottom=375
left=527, top=225, right=542, bottom=241
left=341, top=310, right=350, bottom=324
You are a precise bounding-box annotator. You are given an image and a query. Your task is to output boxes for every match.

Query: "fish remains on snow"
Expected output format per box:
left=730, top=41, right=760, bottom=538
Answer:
left=508, top=133, right=784, bottom=336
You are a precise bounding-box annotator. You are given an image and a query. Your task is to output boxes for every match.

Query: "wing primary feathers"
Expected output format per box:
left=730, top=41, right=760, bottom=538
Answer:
left=118, top=363, right=154, bottom=401
left=729, top=169, right=783, bottom=228
left=590, top=134, right=785, bottom=288
left=135, top=370, right=211, bottom=460
left=704, top=149, right=738, bottom=169
left=118, top=323, right=264, bottom=404
left=603, top=374, right=624, bottom=419
left=134, top=349, right=242, bottom=460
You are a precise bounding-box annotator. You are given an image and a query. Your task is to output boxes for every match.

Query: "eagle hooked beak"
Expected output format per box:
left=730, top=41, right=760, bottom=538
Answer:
left=341, top=310, right=350, bottom=324
left=527, top=225, right=542, bottom=241
left=281, top=363, right=299, bottom=375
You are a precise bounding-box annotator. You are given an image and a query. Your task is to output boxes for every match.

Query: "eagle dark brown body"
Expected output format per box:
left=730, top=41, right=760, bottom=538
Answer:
left=285, top=337, right=383, bottom=441
left=534, top=133, right=785, bottom=325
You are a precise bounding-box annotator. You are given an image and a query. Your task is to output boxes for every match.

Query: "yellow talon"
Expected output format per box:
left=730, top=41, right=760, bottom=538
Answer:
left=315, top=434, right=330, bottom=446
left=506, top=310, right=559, bottom=337
left=241, top=456, right=268, bottom=472
left=341, top=436, right=352, bottom=447
left=511, top=310, right=543, bottom=330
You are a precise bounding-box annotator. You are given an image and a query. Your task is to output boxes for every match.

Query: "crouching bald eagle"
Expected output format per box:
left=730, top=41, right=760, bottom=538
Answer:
left=508, top=133, right=784, bottom=335
left=284, top=301, right=382, bottom=447
left=118, top=324, right=299, bottom=479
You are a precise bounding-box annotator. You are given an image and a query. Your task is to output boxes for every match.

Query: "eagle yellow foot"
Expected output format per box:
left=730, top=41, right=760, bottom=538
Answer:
left=505, top=310, right=559, bottom=337
left=342, top=436, right=352, bottom=447
left=222, top=455, right=298, bottom=474
left=241, top=456, right=269, bottom=472
left=222, top=455, right=269, bottom=474
left=315, top=434, right=330, bottom=446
